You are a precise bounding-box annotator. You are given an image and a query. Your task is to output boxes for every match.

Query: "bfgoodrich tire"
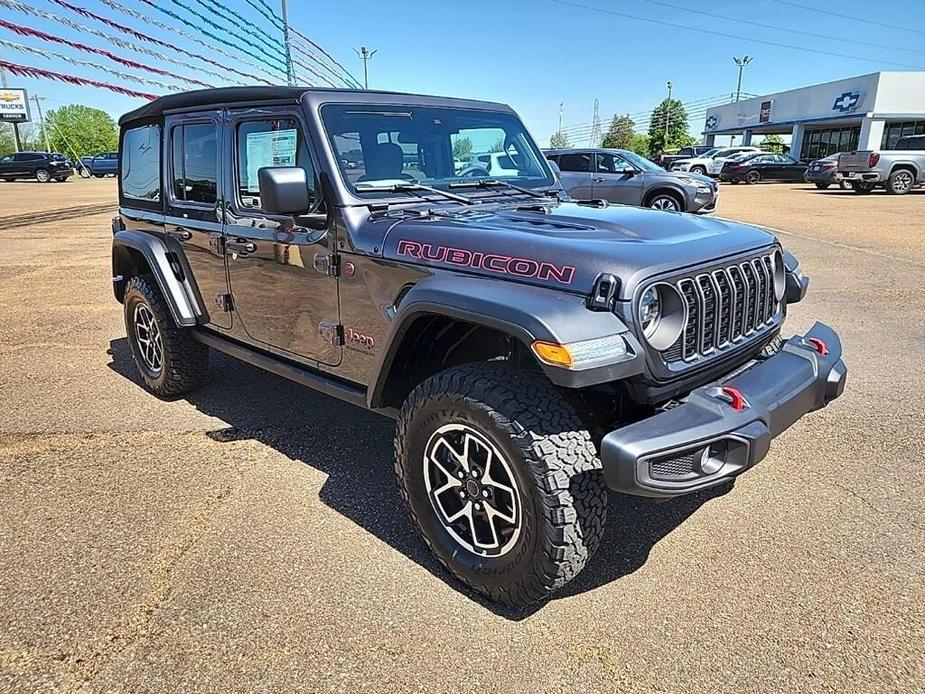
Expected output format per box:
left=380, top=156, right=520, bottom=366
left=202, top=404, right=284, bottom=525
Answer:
left=395, top=362, right=607, bottom=607
left=123, top=274, right=208, bottom=397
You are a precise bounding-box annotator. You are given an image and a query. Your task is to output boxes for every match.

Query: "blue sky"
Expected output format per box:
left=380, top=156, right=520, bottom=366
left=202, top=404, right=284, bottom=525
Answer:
left=2, top=0, right=924, bottom=147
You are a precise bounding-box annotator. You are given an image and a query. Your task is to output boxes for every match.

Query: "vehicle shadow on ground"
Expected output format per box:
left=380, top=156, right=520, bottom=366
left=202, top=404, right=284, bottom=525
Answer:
left=107, top=337, right=727, bottom=620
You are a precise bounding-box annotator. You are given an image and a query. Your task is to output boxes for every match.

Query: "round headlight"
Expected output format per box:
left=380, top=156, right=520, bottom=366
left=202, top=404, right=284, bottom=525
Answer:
left=638, top=283, right=685, bottom=351
left=772, top=249, right=786, bottom=301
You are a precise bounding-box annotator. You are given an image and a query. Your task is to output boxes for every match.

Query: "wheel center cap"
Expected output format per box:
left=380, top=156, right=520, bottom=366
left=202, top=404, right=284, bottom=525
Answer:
left=465, top=479, right=480, bottom=497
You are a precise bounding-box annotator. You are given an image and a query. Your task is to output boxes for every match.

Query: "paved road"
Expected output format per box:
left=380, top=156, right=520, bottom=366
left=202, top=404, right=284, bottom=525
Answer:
left=1, top=179, right=923, bottom=693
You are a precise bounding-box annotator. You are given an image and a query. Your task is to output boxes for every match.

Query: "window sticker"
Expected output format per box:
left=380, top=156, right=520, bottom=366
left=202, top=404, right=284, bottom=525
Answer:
left=245, top=128, right=297, bottom=191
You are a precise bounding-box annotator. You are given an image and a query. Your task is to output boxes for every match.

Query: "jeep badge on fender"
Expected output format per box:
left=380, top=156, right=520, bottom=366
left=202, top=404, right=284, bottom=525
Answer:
left=111, top=87, right=846, bottom=608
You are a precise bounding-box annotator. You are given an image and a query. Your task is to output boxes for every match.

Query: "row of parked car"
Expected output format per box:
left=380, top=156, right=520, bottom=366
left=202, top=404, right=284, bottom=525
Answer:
left=0, top=150, right=119, bottom=182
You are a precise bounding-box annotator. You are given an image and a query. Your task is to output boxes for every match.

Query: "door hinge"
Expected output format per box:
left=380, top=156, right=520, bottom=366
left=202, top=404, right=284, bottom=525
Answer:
left=209, top=233, right=225, bottom=256
left=319, top=321, right=344, bottom=346
left=313, top=252, right=340, bottom=277
left=215, top=293, right=233, bottom=312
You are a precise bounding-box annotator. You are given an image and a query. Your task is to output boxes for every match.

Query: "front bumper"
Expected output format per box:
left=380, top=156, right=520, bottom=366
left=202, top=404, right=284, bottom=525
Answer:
left=600, top=322, right=846, bottom=498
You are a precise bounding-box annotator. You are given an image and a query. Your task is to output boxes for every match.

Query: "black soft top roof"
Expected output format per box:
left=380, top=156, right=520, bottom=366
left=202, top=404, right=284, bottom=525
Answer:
left=119, top=87, right=512, bottom=126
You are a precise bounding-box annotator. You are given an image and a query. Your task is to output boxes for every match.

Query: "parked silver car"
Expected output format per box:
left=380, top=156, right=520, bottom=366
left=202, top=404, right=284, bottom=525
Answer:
left=545, top=148, right=718, bottom=213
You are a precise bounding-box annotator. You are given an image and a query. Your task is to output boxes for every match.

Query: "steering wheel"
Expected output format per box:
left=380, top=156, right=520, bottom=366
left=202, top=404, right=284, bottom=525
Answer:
left=457, top=166, right=490, bottom=179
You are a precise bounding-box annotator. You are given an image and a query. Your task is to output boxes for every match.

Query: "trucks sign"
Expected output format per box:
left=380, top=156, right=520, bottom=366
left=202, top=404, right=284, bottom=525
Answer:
left=0, top=89, right=29, bottom=123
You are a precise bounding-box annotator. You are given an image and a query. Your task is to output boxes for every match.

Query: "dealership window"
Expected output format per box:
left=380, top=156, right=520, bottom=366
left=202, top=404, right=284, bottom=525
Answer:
left=121, top=124, right=160, bottom=203
left=882, top=121, right=925, bottom=150
left=170, top=122, right=218, bottom=205
left=801, top=125, right=860, bottom=160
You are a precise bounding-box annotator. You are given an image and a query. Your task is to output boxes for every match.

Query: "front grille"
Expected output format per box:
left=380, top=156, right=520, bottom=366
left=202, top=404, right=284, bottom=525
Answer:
left=662, top=251, right=780, bottom=364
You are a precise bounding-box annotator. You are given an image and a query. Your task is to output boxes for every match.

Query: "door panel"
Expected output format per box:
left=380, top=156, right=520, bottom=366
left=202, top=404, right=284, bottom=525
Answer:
left=592, top=153, right=644, bottom=204
left=164, top=112, right=231, bottom=328
left=223, top=107, right=341, bottom=366
left=555, top=152, right=593, bottom=199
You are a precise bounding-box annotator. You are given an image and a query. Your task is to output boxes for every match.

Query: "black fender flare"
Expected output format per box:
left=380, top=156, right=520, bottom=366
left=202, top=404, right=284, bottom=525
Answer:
left=367, top=274, right=645, bottom=408
left=112, top=229, right=203, bottom=327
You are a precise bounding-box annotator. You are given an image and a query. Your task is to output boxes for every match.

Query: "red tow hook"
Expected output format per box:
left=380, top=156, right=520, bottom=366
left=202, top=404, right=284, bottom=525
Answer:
left=720, top=386, right=748, bottom=412
left=806, top=337, right=829, bottom=356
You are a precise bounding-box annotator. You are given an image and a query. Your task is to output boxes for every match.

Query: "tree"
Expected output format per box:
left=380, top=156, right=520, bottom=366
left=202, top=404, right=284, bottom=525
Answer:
left=44, top=104, right=117, bottom=158
left=452, top=136, right=473, bottom=161
left=601, top=114, right=635, bottom=149
left=647, top=98, right=693, bottom=156
left=0, top=125, right=15, bottom=157
left=629, top=133, right=650, bottom=157
left=760, top=134, right=784, bottom=153
left=550, top=130, right=571, bottom=148
left=488, top=137, right=504, bottom=153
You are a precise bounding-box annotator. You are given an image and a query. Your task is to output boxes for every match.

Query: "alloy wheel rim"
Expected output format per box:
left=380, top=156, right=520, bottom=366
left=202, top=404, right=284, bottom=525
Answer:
left=133, top=303, right=163, bottom=373
left=894, top=171, right=912, bottom=191
left=651, top=196, right=678, bottom=211
left=423, top=423, right=521, bottom=557
left=36, top=170, right=50, bottom=182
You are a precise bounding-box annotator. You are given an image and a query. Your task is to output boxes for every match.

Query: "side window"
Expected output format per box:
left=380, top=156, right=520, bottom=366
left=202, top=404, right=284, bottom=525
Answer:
left=597, top=153, right=632, bottom=173
left=0, top=155, right=12, bottom=163
left=170, top=122, right=218, bottom=205
left=121, top=124, right=161, bottom=202
left=236, top=117, right=316, bottom=210
left=558, top=153, right=590, bottom=172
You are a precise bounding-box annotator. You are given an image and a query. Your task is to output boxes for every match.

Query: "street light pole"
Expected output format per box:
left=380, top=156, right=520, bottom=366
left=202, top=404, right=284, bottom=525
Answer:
left=664, top=80, right=673, bottom=147
left=280, top=0, right=295, bottom=86
left=354, top=47, right=377, bottom=90
left=733, top=55, right=752, bottom=102
left=31, top=95, right=50, bottom=152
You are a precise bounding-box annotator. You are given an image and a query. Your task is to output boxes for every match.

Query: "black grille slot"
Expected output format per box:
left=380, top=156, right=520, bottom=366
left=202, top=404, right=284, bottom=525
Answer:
left=653, top=251, right=779, bottom=365
left=649, top=451, right=699, bottom=480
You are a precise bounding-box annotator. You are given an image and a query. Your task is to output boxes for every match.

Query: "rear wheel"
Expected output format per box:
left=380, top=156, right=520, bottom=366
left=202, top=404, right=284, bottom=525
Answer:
left=886, top=169, right=915, bottom=195
left=814, top=182, right=830, bottom=190
left=123, top=275, right=208, bottom=397
left=35, top=169, right=51, bottom=183
left=745, top=171, right=761, bottom=184
left=394, top=362, right=607, bottom=607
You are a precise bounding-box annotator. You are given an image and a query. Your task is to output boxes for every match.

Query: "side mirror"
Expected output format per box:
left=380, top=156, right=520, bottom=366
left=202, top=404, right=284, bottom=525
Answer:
left=258, top=166, right=311, bottom=215
left=618, top=167, right=637, bottom=176
left=546, top=159, right=561, bottom=177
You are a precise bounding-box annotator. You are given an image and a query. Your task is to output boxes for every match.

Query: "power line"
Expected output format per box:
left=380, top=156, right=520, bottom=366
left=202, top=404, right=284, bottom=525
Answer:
left=550, top=0, right=925, bottom=69
left=639, top=0, right=925, bottom=57
left=771, top=0, right=925, bottom=37
left=559, top=94, right=732, bottom=135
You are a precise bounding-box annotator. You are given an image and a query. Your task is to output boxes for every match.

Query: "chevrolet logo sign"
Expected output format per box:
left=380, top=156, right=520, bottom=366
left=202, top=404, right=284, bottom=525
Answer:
left=0, top=92, right=18, bottom=103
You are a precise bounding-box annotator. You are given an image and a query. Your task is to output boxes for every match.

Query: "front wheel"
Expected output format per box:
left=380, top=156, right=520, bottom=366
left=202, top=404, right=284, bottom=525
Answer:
left=35, top=168, right=51, bottom=183
left=647, top=193, right=683, bottom=211
left=394, top=362, right=607, bottom=607
left=814, top=182, right=830, bottom=190
left=690, top=166, right=707, bottom=176
left=123, top=275, right=208, bottom=397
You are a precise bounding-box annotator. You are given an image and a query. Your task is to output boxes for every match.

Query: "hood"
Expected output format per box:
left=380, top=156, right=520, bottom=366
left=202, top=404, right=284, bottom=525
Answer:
left=379, top=201, right=776, bottom=300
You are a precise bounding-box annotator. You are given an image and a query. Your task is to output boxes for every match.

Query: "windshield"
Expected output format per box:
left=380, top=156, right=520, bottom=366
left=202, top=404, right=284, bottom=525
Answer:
left=619, top=149, right=663, bottom=172
left=320, top=104, right=555, bottom=197
left=698, top=148, right=719, bottom=158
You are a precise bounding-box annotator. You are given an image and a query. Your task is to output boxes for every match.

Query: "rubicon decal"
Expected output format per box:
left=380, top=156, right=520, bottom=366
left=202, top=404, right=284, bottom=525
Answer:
left=396, top=240, right=575, bottom=285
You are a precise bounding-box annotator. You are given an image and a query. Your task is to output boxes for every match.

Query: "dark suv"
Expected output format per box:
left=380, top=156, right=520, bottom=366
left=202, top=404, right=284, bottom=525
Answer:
left=0, top=151, right=72, bottom=182
left=112, top=87, right=846, bottom=607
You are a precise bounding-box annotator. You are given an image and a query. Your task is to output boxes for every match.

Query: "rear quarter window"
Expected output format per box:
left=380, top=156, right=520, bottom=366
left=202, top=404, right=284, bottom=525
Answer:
left=121, top=124, right=161, bottom=205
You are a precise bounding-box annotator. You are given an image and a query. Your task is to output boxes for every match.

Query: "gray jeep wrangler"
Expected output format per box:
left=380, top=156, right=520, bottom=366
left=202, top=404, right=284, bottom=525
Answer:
left=112, top=87, right=846, bottom=607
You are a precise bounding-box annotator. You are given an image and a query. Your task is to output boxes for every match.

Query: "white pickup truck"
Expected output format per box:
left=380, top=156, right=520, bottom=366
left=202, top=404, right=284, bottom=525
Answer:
left=838, top=134, right=925, bottom=194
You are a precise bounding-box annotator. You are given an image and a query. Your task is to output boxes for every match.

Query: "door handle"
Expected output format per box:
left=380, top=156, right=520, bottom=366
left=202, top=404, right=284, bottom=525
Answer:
left=593, top=177, right=606, bottom=183
left=226, top=239, right=257, bottom=255
left=167, top=227, right=192, bottom=241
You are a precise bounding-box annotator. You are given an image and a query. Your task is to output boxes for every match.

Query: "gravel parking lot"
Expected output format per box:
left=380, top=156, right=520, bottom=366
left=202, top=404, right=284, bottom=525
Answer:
left=1, top=179, right=923, bottom=693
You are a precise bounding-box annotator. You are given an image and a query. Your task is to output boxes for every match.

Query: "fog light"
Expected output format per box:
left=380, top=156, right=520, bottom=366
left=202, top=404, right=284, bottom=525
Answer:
left=698, top=442, right=728, bottom=475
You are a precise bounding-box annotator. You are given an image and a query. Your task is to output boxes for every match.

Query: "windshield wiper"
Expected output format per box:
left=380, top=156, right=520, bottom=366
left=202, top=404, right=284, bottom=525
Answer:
left=356, top=182, right=474, bottom=205
left=448, top=179, right=561, bottom=199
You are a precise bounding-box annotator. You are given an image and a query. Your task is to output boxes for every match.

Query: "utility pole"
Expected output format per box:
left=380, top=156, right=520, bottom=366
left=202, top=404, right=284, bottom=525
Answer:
left=664, top=80, right=673, bottom=149
left=589, top=98, right=601, bottom=147
left=0, top=64, right=22, bottom=152
left=280, top=0, right=295, bottom=86
left=31, top=95, right=50, bottom=152
left=558, top=101, right=564, bottom=135
left=354, top=47, right=376, bottom=89
left=733, top=55, right=752, bottom=102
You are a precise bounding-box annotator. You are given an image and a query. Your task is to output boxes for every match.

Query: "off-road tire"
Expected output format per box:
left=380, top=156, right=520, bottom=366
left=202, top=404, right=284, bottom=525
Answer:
left=814, top=182, right=830, bottom=190
left=886, top=168, right=915, bottom=195
left=394, top=362, right=608, bottom=607
left=35, top=168, right=51, bottom=183
left=123, top=274, right=208, bottom=397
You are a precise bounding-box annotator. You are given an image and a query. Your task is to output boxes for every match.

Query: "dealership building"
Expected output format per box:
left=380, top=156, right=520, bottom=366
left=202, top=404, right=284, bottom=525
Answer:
left=702, top=71, right=925, bottom=160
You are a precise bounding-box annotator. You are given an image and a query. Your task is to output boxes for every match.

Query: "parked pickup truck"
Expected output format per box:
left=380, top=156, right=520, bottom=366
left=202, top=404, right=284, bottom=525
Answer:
left=84, top=151, right=119, bottom=177
left=838, top=135, right=925, bottom=194
left=655, top=145, right=716, bottom=171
